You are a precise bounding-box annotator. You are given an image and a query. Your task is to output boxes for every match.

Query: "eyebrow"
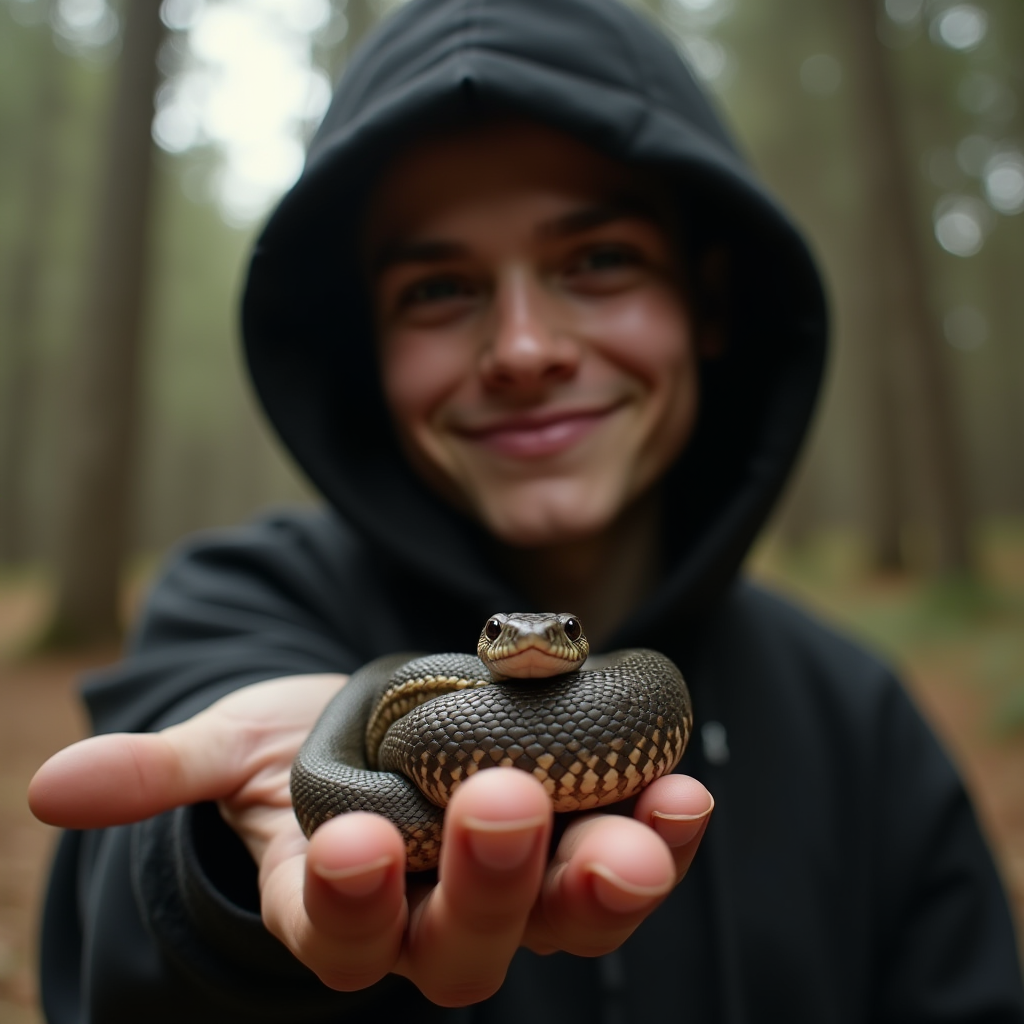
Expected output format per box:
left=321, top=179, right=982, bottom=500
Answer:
left=372, top=239, right=468, bottom=275
left=538, top=200, right=655, bottom=238
left=372, top=200, right=657, bottom=275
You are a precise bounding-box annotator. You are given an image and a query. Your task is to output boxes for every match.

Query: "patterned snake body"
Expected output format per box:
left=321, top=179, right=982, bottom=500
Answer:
left=291, top=613, right=693, bottom=870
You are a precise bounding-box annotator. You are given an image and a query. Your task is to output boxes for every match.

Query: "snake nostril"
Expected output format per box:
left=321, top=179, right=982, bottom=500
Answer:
left=484, top=617, right=502, bottom=641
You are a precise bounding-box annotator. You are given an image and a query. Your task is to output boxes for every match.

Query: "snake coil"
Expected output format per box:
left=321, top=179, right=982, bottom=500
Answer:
left=291, top=614, right=692, bottom=870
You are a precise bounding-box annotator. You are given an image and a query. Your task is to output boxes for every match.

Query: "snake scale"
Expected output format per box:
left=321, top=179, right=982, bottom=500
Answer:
left=291, top=612, right=693, bottom=870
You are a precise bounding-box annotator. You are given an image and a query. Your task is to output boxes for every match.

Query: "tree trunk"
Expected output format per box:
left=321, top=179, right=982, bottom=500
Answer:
left=345, top=0, right=377, bottom=59
left=45, top=2, right=166, bottom=646
left=830, top=10, right=907, bottom=571
left=987, top=221, right=1024, bottom=513
left=863, top=339, right=907, bottom=571
left=0, top=33, right=65, bottom=567
left=840, top=0, right=974, bottom=576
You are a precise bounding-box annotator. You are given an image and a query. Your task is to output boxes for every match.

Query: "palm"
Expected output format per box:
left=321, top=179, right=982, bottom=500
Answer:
left=206, top=676, right=344, bottom=869
left=29, top=673, right=712, bottom=1005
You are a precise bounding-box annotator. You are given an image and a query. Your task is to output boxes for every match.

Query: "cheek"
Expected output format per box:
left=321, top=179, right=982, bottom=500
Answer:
left=592, top=287, right=695, bottom=388
left=380, top=331, right=471, bottom=432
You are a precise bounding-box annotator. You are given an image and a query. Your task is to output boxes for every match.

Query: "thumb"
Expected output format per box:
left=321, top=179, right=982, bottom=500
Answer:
left=28, top=717, right=250, bottom=829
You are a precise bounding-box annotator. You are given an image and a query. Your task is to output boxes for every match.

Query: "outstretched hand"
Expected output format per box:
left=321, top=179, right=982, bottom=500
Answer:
left=28, top=675, right=713, bottom=1007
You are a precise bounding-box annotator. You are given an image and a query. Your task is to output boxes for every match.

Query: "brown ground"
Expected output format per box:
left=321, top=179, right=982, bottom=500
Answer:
left=1, top=550, right=1023, bottom=1022
left=0, top=581, right=104, bottom=1024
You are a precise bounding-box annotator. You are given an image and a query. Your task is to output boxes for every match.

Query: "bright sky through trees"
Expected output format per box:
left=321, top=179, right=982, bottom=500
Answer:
left=18, top=0, right=1021, bottom=246
left=153, top=0, right=336, bottom=224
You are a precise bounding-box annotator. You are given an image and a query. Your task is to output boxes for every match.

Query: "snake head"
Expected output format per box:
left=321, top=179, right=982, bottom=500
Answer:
left=477, top=612, right=590, bottom=680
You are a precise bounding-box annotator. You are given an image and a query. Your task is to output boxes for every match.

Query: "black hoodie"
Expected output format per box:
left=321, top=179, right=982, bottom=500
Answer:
left=39, top=0, right=1024, bottom=1021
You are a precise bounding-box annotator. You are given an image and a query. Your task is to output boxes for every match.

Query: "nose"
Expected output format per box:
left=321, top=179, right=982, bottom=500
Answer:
left=479, top=266, right=580, bottom=391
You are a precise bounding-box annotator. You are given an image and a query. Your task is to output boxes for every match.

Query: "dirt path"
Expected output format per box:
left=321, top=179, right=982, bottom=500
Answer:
left=0, top=652, right=96, bottom=1024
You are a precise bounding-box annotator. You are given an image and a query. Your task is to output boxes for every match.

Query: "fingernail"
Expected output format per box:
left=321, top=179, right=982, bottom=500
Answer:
left=464, top=815, right=546, bottom=871
left=651, top=799, right=714, bottom=848
left=313, top=854, right=392, bottom=897
left=586, top=863, right=672, bottom=914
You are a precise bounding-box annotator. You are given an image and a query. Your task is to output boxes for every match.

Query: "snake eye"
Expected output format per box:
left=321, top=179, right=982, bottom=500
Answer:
left=484, top=618, right=502, bottom=641
left=564, top=617, right=582, bottom=642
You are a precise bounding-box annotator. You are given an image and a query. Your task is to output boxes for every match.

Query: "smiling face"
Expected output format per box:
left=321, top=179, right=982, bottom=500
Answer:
left=366, top=121, right=700, bottom=549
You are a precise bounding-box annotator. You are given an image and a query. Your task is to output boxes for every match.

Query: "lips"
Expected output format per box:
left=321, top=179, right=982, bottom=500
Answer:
left=456, top=406, right=618, bottom=460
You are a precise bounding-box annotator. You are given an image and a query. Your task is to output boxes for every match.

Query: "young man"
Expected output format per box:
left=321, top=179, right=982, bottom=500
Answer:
left=30, top=0, right=1024, bottom=1021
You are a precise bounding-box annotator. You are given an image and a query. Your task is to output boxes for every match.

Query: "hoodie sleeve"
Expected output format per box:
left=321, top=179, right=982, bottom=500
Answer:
left=38, top=512, right=442, bottom=1024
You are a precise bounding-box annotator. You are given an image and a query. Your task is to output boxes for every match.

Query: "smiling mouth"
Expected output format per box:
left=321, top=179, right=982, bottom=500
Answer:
left=458, top=407, right=619, bottom=460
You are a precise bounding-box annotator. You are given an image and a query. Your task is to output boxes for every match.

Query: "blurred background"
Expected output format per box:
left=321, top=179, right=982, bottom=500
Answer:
left=0, top=0, right=1021, bottom=1019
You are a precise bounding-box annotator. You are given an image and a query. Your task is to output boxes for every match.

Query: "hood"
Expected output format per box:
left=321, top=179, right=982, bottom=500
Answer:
left=241, top=0, right=827, bottom=644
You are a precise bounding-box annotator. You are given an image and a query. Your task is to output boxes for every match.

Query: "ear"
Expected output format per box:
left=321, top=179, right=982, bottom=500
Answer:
left=694, top=245, right=730, bottom=360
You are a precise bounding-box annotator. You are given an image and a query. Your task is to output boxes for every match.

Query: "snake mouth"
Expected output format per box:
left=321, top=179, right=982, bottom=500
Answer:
left=487, top=645, right=581, bottom=680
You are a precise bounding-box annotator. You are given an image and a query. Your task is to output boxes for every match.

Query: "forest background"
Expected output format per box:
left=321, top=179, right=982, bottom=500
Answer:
left=0, top=0, right=1022, bottom=1018
left=1, top=0, right=1023, bottom=636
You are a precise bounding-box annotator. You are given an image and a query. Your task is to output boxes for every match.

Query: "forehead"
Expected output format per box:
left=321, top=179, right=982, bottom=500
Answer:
left=365, top=119, right=669, bottom=249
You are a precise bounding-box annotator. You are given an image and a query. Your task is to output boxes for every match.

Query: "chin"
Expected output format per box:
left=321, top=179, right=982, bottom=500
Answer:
left=477, top=488, right=620, bottom=550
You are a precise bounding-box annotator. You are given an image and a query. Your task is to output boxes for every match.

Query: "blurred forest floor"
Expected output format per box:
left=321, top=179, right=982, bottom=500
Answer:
left=1, top=527, right=1023, bottom=1022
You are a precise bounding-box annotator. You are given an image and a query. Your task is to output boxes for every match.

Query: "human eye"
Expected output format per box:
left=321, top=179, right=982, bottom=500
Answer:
left=575, top=244, right=638, bottom=271
left=399, top=274, right=477, bottom=307
left=562, top=242, right=645, bottom=292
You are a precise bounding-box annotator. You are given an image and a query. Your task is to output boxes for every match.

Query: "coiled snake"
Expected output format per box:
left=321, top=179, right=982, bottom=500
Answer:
left=291, top=612, right=692, bottom=870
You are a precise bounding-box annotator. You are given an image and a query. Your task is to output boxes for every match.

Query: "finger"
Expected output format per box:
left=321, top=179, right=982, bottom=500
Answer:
left=402, top=768, right=551, bottom=1006
left=28, top=673, right=346, bottom=829
left=634, top=773, right=714, bottom=877
left=525, top=777, right=713, bottom=955
left=528, top=813, right=676, bottom=957
left=27, top=725, right=250, bottom=828
left=259, top=813, right=408, bottom=991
